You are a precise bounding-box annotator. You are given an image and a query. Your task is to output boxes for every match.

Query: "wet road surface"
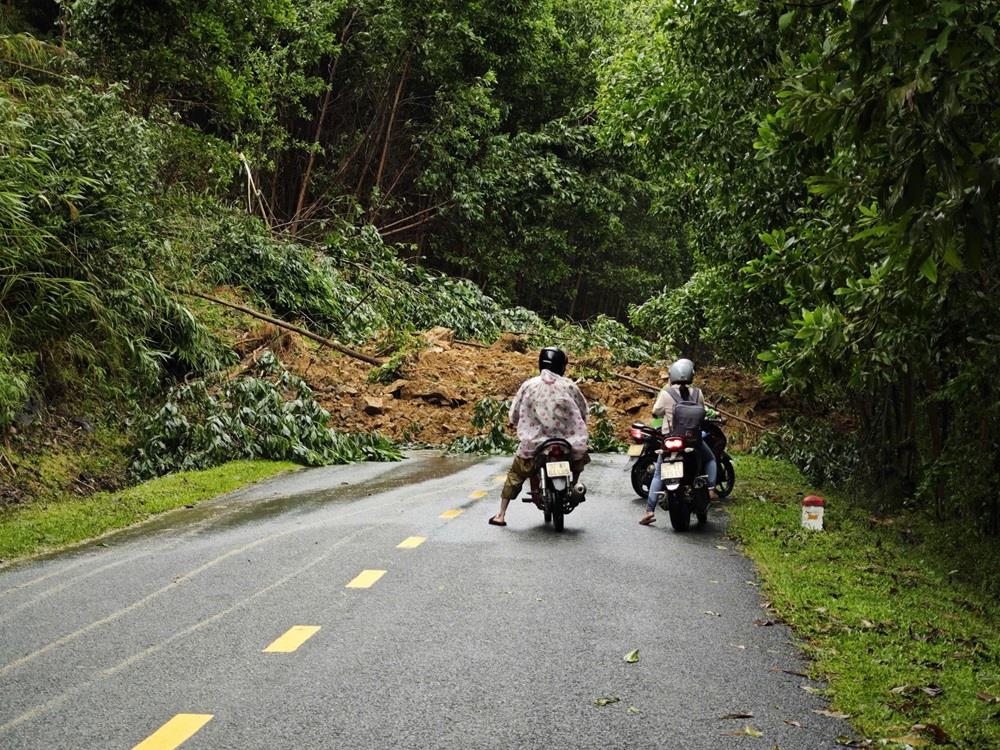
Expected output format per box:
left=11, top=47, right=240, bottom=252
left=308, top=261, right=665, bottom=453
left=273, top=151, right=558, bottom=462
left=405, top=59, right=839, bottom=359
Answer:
left=0, top=452, right=850, bottom=749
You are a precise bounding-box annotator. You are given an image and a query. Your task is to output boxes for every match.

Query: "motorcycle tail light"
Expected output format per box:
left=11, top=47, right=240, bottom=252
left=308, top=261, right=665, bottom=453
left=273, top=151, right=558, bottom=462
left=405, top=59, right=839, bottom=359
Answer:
left=664, top=437, right=684, bottom=452
left=630, top=428, right=644, bottom=439
left=550, top=445, right=563, bottom=457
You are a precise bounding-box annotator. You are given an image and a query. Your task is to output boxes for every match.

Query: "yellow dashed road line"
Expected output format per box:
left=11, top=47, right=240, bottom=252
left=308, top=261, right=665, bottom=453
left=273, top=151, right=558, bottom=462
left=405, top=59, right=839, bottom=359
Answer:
left=346, top=569, right=386, bottom=588
left=397, top=536, right=427, bottom=549
left=439, top=509, right=463, bottom=519
left=469, top=490, right=488, bottom=499
left=493, top=474, right=507, bottom=483
left=263, top=625, right=321, bottom=653
left=132, top=714, right=212, bottom=750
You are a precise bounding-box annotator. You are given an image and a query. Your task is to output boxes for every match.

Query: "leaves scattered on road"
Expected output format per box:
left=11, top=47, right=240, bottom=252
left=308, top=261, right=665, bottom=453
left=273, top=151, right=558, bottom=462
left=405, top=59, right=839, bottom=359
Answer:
left=624, top=648, right=640, bottom=664
left=594, top=696, right=620, bottom=707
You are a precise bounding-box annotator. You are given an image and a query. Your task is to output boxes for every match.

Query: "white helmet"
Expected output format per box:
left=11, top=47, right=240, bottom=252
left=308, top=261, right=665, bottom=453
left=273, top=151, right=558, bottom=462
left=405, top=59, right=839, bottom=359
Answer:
left=668, top=358, right=695, bottom=385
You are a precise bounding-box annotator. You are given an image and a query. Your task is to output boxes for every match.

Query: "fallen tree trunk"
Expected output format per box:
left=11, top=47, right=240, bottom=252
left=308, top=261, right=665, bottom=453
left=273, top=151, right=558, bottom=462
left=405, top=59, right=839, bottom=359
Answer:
left=170, top=288, right=384, bottom=367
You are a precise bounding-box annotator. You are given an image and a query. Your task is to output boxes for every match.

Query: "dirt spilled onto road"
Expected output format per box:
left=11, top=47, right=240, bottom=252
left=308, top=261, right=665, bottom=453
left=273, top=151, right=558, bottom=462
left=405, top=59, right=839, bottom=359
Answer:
left=242, top=325, right=780, bottom=450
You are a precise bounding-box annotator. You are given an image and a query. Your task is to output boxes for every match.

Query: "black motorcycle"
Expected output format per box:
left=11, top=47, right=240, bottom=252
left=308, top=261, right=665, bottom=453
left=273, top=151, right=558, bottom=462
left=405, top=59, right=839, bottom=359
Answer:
left=529, top=438, right=586, bottom=532
left=654, top=430, right=713, bottom=531
left=626, top=418, right=735, bottom=501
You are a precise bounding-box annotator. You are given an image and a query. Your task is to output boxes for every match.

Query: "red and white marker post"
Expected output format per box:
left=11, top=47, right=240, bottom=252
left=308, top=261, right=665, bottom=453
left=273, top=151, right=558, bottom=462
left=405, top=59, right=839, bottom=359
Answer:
left=801, top=495, right=825, bottom=531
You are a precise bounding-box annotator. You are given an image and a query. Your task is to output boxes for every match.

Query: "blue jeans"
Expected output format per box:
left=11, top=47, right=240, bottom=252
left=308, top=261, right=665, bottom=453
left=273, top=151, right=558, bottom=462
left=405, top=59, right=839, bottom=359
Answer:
left=645, top=440, right=718, bottom=513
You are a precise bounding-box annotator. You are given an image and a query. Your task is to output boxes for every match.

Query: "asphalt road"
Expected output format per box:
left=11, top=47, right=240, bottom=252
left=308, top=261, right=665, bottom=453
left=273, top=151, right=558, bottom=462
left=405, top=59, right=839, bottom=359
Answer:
left=0, top=452, right=851, bottom=749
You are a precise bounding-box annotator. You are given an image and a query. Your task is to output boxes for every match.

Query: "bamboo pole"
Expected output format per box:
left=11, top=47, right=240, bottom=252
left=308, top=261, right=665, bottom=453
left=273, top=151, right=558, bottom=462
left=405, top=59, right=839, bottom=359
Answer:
left=170, top=288, right=384, bottom=366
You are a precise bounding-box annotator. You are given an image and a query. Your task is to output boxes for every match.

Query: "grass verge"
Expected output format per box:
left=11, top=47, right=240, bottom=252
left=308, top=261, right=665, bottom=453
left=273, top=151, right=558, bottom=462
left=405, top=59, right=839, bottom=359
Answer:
left=728, top=455, right=1000, bottom=749
left=0, top=460, right=297, bottom=563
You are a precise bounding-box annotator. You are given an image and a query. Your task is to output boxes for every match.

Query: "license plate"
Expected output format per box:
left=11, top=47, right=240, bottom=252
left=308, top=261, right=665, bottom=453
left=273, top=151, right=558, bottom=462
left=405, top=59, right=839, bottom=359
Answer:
left=627, top=444, right=643, bottom=457
left=546, top=461, right=572, bottom=478
left=662, top=461, right=684, bottom=480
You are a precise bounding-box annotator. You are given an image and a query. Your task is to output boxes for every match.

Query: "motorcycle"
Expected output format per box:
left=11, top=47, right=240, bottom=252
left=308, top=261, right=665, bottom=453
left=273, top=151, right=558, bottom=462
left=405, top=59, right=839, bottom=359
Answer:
left=527, top=438, right=586, bottom=532
left=653, top=429, right=712, bottom=531
left=626, top=417, right=735, bottom=501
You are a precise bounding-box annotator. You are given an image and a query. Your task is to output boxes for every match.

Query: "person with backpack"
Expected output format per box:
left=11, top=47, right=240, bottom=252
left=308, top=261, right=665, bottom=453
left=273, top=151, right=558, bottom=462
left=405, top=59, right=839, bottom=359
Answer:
left=639, top=358, right=717, bottom=526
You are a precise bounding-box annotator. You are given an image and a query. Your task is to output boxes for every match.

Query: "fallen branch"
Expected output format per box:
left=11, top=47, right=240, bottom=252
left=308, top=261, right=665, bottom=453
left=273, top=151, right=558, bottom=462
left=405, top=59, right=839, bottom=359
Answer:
left=455, top=339, right=489, bottom=349
left=170, top=288, right=384, bottom=367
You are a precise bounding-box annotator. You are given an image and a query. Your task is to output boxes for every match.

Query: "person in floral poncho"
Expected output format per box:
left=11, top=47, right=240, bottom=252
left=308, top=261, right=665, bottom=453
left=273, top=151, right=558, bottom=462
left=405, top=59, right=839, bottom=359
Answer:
left=488, top=347, right=589, bottom=527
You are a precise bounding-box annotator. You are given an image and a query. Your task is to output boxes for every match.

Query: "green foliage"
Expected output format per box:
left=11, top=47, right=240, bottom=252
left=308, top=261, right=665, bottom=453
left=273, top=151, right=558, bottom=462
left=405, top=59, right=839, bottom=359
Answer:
left=601, top=0, right=1000, bottom=533
left=729, top=455, right=1000, bottom=748
left=587, top=403, right=624, bottom=453
left=629, top=268, right=774, bottom=365
left=130, top=351, right=400, bottom=478
left=448, top=398, right=517, bottom=455
left=0, top=36, right=226, bottom=426
left=204, top=216, right=344, bottom=327
left=752, top=416, right=860, bottom=489
left=366, top=330, right=422, bottom=385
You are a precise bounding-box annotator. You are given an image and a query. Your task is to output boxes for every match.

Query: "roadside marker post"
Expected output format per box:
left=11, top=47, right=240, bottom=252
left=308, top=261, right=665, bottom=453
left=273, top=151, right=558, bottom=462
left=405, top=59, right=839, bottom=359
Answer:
left=802, top=496, right=825, bottom=531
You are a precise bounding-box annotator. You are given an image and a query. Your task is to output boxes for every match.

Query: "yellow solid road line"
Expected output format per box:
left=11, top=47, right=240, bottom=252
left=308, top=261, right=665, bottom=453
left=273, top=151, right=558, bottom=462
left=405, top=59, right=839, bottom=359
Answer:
left=469, top=490, right=488, bottom=499
left=132, top=714, right=213, bottom=750
left=263, top=625, right=321, bottom=653
left=440, top=509, right=463, bottom=519
left=346, top=569, right=386, bottom=588
left=397, top=536, right=427, bottom=549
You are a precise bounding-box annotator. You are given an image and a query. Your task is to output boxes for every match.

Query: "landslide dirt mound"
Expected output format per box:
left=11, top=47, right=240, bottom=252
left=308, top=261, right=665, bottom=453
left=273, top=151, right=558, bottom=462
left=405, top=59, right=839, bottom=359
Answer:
left=263, top=326, right=779, bottom=450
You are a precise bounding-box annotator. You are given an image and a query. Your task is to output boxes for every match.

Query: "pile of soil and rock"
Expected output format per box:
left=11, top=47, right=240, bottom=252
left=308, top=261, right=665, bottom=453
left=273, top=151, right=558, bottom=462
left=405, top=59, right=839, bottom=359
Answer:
left=240, top=324, right=781, bottom=450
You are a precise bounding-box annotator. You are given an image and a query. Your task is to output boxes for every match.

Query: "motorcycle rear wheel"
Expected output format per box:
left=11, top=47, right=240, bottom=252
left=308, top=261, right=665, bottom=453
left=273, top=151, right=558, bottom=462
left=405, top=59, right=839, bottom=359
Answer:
left=543, top=509, right=552, bottom=524
left=715, top=453, right=735, bottom=498
left=552, top=509, right=564, bottom=532
left=668, top=494, right=691, bottom=532
left=630, top=453, right=655, bottom=498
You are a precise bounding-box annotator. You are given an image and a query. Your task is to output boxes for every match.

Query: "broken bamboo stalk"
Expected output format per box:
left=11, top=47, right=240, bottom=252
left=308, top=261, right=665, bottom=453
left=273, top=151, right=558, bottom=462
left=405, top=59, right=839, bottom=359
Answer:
left=170, top=288, right=384, bottom=367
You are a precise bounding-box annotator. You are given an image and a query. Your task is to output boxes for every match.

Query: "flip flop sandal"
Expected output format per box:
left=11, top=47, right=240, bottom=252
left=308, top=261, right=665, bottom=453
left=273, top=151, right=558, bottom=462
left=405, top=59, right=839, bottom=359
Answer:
left=488, top=517, right=507, bottom=527
left=639, top=515, right=656, bottom=526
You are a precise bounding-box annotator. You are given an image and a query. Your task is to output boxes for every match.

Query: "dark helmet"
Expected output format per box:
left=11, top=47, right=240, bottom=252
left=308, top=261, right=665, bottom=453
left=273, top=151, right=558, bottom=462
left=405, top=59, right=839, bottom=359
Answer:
left=668, top=358, right=695, bottom=385
left=538, top=347, right=568, bottom=376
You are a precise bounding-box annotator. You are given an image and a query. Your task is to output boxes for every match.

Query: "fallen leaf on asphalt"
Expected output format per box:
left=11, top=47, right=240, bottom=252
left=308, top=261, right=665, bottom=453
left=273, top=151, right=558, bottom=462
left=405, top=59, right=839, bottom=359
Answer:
left=800, top=685, right=822, bottom=695
left=719, top=712, right=754, bottom=720
left=920, top=684, right=943, bottom=697
left=627, top=706, right=641, bottom=715
left=704, top=610, right=721, bottom=617
left=783, top=720, right=802, bottom=728
left=754, top=618, right=777, bottom=626
left=977, top=691, right=999, bottom=704
left=731, top=643, right=747, bottom=650
left=813, top=709, right=851, bottom=719
left=594, top=696, right=620, bottom=707
left=743, top=725, right=764, bottom=737
left=624, top=649, right=640, bottom=664
left=715, top=545, right=728, bottom=550
left=782, top=669, right=809, bottom=678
